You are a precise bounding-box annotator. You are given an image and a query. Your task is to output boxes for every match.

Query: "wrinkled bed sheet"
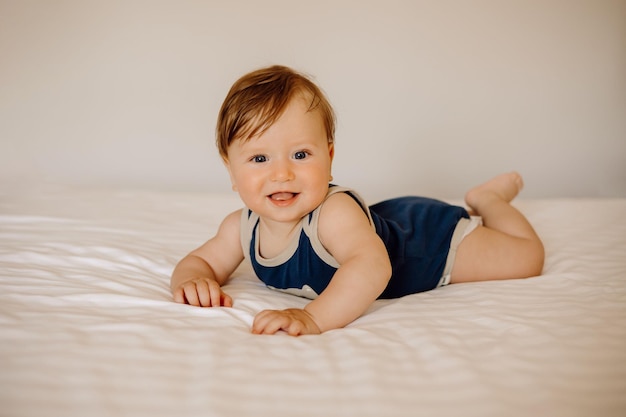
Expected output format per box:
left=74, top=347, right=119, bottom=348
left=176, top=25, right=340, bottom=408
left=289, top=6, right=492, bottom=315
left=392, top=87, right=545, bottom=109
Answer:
left=1, top=183, right=625, bottom=417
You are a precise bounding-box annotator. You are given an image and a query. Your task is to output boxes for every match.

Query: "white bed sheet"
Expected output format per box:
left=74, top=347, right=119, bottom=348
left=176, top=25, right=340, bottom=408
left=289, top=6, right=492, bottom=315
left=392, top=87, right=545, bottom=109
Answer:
left=1, top=183, right=625, bottom=417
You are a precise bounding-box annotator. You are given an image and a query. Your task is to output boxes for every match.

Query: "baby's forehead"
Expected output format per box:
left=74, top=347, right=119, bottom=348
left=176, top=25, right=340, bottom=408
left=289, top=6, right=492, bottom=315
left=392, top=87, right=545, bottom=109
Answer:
left=241, top=95, right=321, bottom=136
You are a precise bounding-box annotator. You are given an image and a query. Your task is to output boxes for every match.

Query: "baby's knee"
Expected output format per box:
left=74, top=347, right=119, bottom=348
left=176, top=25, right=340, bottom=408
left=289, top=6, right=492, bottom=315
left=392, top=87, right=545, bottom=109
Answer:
left=522, top=239, right=545, bottom=278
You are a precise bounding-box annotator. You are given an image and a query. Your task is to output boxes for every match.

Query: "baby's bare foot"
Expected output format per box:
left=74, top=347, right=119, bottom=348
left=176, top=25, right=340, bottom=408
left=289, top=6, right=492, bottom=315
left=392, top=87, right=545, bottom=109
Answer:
left=465, top=172, right=524, bottom=211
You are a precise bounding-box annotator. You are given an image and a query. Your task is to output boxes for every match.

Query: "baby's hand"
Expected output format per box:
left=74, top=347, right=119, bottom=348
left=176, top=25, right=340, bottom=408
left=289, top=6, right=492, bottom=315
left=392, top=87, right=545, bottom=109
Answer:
left=172, top=277, right=233, bottom=307
left=252, top=308, right=321, bottom=336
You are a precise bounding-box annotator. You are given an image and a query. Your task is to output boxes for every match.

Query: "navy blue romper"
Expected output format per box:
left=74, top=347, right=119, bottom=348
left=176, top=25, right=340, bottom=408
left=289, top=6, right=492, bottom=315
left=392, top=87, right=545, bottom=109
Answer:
left=240, top=185, right=470, bottom=299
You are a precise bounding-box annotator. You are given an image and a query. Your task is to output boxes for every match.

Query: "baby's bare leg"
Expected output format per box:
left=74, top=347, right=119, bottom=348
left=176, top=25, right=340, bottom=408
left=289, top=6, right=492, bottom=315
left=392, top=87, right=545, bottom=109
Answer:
left=450, top=172, right=544, bottom=283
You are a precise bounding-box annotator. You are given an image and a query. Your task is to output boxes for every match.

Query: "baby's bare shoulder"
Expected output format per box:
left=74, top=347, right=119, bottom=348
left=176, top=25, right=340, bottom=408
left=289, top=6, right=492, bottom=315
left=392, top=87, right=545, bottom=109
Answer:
left=219, top=208, right=243, bottom=234
left=318, top=192, right=386, bottom=265
left=318, top=192, right=374, bottom=238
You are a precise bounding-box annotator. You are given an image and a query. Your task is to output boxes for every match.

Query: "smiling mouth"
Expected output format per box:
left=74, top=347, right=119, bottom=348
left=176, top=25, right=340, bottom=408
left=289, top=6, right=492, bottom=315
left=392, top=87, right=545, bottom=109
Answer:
left=269, top=192, right=298, bottom=202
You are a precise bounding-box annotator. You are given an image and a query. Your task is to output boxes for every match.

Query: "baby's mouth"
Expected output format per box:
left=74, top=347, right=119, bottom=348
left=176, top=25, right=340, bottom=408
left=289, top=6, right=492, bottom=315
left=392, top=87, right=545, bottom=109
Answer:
left=269, top=192, right=298, bottom=201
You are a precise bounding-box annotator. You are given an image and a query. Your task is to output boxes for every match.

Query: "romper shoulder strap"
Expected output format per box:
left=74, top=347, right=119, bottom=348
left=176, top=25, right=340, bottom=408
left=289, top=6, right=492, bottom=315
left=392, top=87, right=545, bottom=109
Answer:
left=302, top=185, right=375, bottom=268
left=240, top=208, right=259, bottom=263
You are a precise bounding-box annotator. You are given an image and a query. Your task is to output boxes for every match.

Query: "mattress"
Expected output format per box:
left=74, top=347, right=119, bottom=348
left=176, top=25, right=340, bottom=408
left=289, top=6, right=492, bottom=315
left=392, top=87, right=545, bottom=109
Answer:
left=1, top=182, right=625, bottom=417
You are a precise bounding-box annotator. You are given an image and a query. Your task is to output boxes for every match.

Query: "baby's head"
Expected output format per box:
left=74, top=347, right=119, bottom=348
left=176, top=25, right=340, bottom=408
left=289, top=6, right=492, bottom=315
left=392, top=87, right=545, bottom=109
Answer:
left=216, top=65, right=335, bottom=160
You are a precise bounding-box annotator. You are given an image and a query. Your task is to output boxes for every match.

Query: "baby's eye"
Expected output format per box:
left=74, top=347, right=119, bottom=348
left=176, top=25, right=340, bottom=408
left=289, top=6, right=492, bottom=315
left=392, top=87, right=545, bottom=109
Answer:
left=252, top=155, right=267, bottom=163
left=293, top=151, right=308, bottom=160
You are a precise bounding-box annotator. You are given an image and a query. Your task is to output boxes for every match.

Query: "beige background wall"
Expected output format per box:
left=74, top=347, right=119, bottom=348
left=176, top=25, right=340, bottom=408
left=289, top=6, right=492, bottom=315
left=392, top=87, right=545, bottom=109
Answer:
left=1, top=0, right=625, bottom=201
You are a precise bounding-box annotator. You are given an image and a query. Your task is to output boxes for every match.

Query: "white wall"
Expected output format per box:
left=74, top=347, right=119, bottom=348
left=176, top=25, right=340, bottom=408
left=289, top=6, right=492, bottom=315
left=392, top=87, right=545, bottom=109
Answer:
left=1, top=0, right=625, bottom=201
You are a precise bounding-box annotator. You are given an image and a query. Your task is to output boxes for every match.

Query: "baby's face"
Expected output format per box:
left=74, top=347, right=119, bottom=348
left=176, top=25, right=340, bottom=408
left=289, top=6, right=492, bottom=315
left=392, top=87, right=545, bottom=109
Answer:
left=224, top=96, right=334, bottom=225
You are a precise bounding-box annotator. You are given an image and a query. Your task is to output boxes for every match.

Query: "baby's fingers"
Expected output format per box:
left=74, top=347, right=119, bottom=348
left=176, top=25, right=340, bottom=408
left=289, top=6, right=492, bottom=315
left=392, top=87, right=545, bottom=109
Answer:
left=192, top=279, right=211, bottom=306
left=196, top=280, right=231, bottom=307
left=182, top=282, right=201, bottom=306
left=252, top=310, right=286, bottom=335
left=252, top=309, right=321, bottom=336
left=285, top=320, right=306, bottom=336
left=196, top=280, right=233, bottom=307
left=172, top=287, right=187, bottom=304
left=176, top=279, right=232, bottom=307
left=221, top=292, right=233, bottom=307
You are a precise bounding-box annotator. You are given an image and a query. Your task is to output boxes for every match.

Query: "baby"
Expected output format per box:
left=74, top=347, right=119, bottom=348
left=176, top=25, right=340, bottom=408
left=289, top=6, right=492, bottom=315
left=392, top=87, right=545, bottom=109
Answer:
left=171, top=65, right=544, bottom=336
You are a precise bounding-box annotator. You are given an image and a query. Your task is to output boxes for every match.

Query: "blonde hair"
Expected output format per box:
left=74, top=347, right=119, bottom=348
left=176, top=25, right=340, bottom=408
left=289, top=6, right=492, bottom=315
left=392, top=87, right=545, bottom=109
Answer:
left=216, top=65, right=336, bottom=159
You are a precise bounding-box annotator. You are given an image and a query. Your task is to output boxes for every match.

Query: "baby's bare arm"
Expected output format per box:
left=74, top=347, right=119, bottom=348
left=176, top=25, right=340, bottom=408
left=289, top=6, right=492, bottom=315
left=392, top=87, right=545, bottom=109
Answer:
left=251, top=194, right=391, bottom=335
left=171, top=210, right=244, bottom=307
left=305, top=195, right=391, bottom=332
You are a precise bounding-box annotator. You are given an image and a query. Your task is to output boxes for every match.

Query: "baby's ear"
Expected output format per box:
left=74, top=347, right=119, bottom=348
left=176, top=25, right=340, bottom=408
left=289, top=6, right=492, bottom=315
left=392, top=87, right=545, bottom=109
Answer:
left=328, top=143, right=335, bottom=160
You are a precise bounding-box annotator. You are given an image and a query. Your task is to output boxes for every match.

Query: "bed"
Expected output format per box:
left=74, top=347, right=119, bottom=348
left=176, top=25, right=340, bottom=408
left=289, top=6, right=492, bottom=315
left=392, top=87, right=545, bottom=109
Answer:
left=1, top=182, right=625, bottom=417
